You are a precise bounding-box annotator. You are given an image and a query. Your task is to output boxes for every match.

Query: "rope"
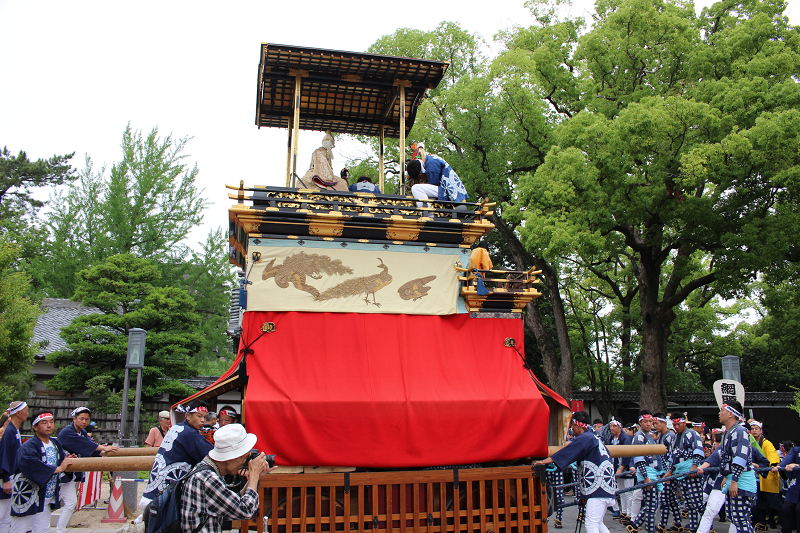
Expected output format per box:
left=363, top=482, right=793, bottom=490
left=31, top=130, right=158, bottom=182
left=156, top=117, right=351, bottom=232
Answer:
left=553, top=465, right=791, bottom=510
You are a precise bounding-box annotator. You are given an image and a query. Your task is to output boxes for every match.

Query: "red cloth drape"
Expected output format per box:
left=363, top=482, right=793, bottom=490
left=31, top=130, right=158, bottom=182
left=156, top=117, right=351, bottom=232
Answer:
left=242, top=311, right=550, bottom=467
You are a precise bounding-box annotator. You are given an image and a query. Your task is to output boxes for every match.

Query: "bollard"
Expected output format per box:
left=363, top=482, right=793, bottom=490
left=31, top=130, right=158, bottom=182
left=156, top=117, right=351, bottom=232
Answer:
left=101, top=477, right=127, bottom=523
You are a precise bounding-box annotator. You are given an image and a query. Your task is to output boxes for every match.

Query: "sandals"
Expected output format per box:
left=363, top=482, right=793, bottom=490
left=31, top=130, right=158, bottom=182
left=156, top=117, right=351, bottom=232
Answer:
left=553, top=519, right=563, bottom=529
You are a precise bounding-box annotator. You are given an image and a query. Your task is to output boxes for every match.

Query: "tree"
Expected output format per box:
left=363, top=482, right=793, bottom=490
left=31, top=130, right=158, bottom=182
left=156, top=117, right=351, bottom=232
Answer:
left=46, top=254, right=202, bottom=411
left=504, top=0, right=800, bottom=411
left=32, top=124, right=207, bottom=297
left=160, top=228, right=236, bottom=362
left=0, top=239, right=39, bottom=405
left=0, top=146, right=75, bottom=263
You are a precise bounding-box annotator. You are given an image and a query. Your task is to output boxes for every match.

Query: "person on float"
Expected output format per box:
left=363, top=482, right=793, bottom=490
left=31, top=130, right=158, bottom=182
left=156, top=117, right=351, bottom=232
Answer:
left=533, top=411, right=617, bottom=533
left=0, top=402, right=28, bottom=533
left=55, top=406, right=118, bottom=533
left=9, top=412, right=73, bottom=533
left=405, top=143, right=468, bottom=207
left=299, top=131, right=348, bottom=191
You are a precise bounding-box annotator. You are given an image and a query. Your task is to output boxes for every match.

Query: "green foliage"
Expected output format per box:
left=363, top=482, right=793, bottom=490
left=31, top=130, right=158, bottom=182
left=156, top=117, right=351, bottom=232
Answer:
left=32, top=124, right=207, bottom=298
left=46, top=254, right=201, bottom=411
left=0, top=239, right=39, bottom=405
left=160, top=228, right=236, bottom=361
left=361, top=0, right=800, bottom=405
left=0, top=146, right=75, bottom=266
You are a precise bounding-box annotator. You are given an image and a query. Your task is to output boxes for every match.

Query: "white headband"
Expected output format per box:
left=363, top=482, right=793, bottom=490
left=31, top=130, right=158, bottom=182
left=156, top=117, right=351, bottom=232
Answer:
left=750, top=421, right=763, bottom=429
left=71, top=406, right=90, bottom=417
left=8, top=402, right=26, bottom=416
left=723, top=404, right=744, bottom=421
left=609, top=418, right=622, bottom=427
left=176, top=404, right=208, bottom=414
left=32, top=413, right=53, bottom=426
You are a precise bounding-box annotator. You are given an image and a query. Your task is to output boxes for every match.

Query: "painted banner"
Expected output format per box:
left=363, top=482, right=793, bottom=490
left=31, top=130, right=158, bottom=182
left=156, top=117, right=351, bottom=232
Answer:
left=713, top=379, right=745, bottom=409
left=245, top=239, right=469, bottom=315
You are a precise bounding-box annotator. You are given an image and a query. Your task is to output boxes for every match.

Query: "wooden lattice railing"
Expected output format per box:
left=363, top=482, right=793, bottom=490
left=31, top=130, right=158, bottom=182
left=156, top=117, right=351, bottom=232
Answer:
left=241, top=466, right=548, bottom=533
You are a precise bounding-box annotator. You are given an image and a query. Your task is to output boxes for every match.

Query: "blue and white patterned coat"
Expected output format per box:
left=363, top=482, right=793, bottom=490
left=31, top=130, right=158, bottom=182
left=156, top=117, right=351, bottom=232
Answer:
left=10, top=436, right=66, bottom=517
left=142, top=421, right=213, bottom=501
left=551, top=429, right=617, bottom=499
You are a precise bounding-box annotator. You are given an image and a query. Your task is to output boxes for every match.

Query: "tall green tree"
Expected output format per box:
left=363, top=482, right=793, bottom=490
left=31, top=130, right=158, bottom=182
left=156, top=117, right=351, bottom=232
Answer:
left=46, top=254, right=201, bottom=411
left=0, top=146, right=75, bottom=263
left=0, top=239, right=39, bottom=405
left=33, top=124, right=207, bottom=298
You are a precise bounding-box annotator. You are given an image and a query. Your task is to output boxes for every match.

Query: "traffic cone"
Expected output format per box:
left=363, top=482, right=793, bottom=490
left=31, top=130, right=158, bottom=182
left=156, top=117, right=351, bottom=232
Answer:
left=101, top=477, right=127, bottom=523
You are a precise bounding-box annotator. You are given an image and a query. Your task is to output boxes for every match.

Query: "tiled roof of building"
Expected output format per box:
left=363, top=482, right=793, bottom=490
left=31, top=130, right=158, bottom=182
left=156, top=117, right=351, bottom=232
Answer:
left=180, top=376, right=221, bottom=390
left=32, top=298, right=100, bottom=359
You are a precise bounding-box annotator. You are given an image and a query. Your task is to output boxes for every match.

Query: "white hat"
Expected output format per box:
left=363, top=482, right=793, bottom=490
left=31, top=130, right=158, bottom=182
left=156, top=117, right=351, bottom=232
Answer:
left=209, top=424, right=257, bottom=462
left=159, top=411, right=170, bottom=419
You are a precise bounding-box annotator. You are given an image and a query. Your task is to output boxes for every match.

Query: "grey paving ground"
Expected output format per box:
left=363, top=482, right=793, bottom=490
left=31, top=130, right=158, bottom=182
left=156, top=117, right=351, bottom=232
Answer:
left=552, top=497, right=736, bottom=533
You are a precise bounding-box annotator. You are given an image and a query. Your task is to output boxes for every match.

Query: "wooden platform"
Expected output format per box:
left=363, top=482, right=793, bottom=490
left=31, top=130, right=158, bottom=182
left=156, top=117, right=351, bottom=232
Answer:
left=242, top=466, right=548, bottom=533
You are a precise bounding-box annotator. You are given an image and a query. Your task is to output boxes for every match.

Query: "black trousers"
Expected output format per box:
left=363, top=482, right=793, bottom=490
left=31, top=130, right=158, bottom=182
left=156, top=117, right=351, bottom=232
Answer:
left=779, top=500, right=799, bottom=533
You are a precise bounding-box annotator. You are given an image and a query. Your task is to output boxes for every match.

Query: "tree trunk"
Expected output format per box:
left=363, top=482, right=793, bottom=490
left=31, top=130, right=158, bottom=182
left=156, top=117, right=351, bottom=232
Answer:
left=492, top=214, right=574, bottom=399
left=636, top=249, right=674, bottom=414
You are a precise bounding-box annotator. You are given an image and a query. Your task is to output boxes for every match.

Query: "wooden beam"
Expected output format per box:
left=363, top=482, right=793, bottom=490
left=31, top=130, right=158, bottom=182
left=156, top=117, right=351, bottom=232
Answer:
left=288, top=74, right=303, bottom=187
left=399, top=84, right=406, bottom=195
left=379, top=125, right=385, bottom=193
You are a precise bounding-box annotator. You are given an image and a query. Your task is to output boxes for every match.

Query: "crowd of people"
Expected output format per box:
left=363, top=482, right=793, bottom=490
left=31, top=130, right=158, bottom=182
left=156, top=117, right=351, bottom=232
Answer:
left=544, top=403, right=800, bottom=533
left=0, top=399, right=259, bottom=533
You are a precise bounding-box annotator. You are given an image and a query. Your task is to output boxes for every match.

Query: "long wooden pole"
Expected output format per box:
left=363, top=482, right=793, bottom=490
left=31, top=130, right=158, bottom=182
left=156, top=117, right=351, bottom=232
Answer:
left=107, top=448, right=159, bottom=457
left=64, top=445, right=666, bottom=472
left=548, top=444, right=666, bottom=457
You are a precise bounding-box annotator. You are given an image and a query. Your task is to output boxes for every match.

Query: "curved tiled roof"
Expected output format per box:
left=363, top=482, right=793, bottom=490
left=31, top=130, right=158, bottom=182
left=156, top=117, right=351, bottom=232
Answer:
left=32, top=298, right=100, bottom=359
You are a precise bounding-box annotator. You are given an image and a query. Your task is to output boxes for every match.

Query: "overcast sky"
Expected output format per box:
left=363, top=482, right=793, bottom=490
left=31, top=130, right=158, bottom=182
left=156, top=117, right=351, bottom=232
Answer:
left=1, top=1, right=796, bottom=248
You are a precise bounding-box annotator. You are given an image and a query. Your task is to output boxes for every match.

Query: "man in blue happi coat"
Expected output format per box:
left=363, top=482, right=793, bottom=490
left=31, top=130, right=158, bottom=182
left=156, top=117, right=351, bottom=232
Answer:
left=626, top=410, right=663, bottom=533
left=139, top=400, right=213, bottom=509
left=775, top=443, right=799, bottom=533
left=10, top=411, right=73, bottom=533
left=406, top=143, right=469, bottom=207
left=55, top=406, right=119, bottom=533
left=664, top=414, right=706, bottom=533
left=534, top=410, right=617, bottom=533
left=0, top=402, right=28, bottom=533
left=697, top=400, right=757, bottom=533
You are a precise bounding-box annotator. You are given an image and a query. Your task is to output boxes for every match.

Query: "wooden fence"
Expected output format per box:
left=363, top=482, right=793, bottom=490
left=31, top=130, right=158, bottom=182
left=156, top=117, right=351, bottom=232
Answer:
left=243, top=466, right=547, bottom=533
left=23, top=394, right=174, bottom=445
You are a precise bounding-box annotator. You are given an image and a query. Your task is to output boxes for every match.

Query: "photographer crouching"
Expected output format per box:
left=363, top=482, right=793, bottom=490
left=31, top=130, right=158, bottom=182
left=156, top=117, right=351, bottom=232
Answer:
left=179, top=424, right=277, bottom=533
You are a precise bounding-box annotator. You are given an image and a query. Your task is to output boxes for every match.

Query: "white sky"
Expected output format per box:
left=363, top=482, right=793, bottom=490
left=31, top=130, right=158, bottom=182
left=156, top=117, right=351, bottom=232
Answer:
left=1, top=0, right=796, bottom=248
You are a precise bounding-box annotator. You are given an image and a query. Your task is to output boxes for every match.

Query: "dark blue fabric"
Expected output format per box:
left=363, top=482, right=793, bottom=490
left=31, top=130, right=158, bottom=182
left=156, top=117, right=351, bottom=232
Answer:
left=673, top=428, right=705, bottom=466
left=550, top=429, right=617, bottom=499
left=708, top=422, right=756, bottom=498
left=779, top=446, right=799, bottom=504
left=632, top=429, right=661, bottom=470
left=142, top=421, right=213, bottom=501
left=11, top=435, right=65, bottom=517
left=57, top=423, right=100, bottom=483
left=0, top=423, right=21, bottom=500
left=615, top=430, right=633, bottom=470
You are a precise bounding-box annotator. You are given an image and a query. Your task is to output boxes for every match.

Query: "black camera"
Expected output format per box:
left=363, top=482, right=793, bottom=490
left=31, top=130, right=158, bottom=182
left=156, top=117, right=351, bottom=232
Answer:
left=242, top=449, right=276, bottom=470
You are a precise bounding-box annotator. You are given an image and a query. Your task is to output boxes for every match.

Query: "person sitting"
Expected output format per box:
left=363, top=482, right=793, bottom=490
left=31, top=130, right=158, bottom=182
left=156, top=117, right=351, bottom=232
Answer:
left=298, top=131, right=348, bottom=191
left=348, top=176, right=381, bottom=194
left=406, top=144, right=468, bottom=207
left=468, top=241, right=493, bottom=271
left=218, top=406, right=239, bottom=427
left=179, top=424, right=276, bottom=533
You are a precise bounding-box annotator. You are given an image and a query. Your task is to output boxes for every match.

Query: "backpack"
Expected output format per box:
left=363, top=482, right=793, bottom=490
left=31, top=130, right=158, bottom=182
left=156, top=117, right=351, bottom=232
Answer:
left=147, top=463, right=211, bottom=533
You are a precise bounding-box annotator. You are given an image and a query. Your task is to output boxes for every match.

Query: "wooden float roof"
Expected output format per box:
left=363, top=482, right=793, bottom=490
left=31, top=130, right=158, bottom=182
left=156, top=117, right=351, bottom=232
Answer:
left=256, top=43, right=449, bottom=138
